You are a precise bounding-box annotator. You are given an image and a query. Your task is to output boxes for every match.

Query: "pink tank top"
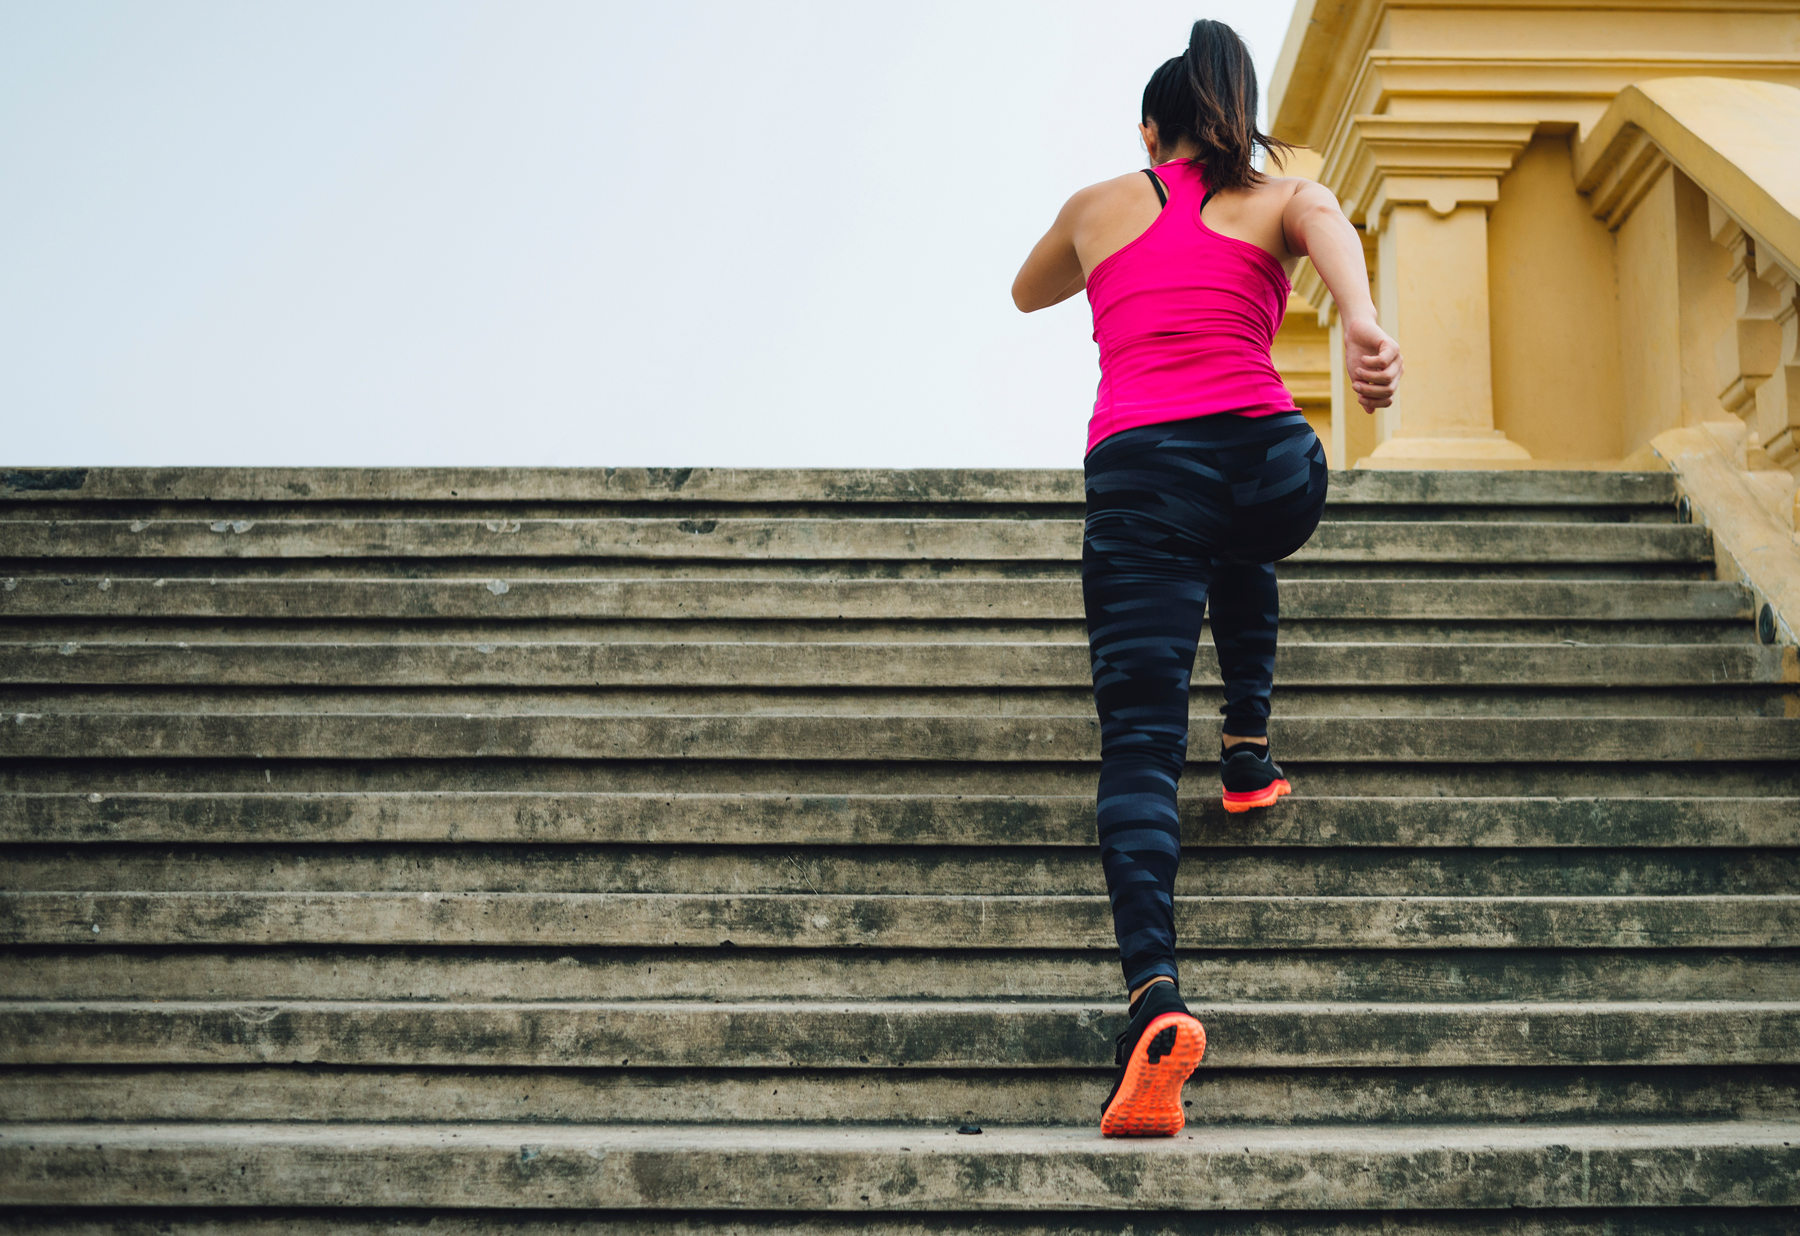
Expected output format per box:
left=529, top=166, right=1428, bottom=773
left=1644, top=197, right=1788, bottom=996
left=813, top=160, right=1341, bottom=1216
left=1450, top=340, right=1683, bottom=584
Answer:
left=1084, top=158, right=1298, bottom=453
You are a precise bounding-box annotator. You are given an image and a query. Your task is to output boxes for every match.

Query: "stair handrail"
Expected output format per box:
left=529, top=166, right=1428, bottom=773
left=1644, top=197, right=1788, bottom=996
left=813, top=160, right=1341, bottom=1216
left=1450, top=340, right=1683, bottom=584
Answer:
left=1573, top=77, right=1800, bottom=647
left=1576, top=78, right=1800, bottom=285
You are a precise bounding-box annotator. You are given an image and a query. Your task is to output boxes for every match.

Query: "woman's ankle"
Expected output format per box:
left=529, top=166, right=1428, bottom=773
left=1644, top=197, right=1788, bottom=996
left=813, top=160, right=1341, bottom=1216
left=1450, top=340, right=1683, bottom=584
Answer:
left=1129, top=975, right=1176, bottom=1006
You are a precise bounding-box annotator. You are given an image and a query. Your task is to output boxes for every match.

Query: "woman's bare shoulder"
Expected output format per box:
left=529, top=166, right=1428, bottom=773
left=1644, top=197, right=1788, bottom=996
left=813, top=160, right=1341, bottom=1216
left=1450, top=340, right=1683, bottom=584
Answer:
left=1216, top=176, right=1318, bottom=231
left=1066, top=170, right=1158, bottom=212
left=1248, top=175, right=1311, bottom=201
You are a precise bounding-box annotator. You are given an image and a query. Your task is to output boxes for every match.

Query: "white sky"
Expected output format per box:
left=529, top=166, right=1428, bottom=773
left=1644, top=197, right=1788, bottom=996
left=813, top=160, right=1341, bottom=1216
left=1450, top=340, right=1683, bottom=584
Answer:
left=2, top=1, right=1297, bottom=467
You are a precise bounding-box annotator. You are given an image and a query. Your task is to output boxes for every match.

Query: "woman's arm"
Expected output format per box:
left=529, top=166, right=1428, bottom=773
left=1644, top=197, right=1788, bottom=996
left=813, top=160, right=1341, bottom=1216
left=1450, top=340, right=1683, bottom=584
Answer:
left=1012, top=188, right=1095, bottom=313
left=1281, top=182, right=1402, bottom=412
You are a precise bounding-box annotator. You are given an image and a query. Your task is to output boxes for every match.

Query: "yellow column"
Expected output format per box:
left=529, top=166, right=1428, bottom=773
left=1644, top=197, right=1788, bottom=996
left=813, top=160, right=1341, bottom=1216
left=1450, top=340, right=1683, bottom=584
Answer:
left=1320, top=119, right=1536, bottom=467
left=1363, top=181, right=1530, bottom=465
left=1324, top=306, right=1380, bottom=468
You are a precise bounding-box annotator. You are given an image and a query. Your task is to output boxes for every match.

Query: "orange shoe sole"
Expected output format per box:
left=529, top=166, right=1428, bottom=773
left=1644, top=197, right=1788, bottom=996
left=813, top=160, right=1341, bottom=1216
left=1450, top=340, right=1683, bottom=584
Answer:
left=1222, top=778, right=1291, bottom=814
left=1099, top=1011, right=1206, bottom=1137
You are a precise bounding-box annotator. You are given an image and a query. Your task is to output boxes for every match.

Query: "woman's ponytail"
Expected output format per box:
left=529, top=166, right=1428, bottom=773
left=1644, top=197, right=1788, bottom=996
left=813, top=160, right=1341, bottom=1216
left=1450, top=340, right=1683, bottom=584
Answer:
left=1141, top=20, right=1292, bottom=192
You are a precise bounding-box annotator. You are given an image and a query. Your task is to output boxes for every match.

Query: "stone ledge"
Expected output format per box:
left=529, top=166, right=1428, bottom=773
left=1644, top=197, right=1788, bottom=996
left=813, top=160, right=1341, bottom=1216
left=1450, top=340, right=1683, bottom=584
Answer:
left=0, top=577, right=1741, bottom=621
left=3, top=713, right=1794, bottom=763
left=0, top=468, right=1675, bottom=506
left=3, top=640, right=1783, bottom=689
left=1650, top=424, right=1800, bottom=644
left=0, top=518, right=1713, bottom=564
left=5, top=890, right=1794, bottom=950
left=3, top=1207, right=1797, bottom=1236
left=2, top=1120, right=1796, bottom=1210
left=3, top=1001, right=1795, bottom=1070
left=5, top=792, right=1790, bottom=847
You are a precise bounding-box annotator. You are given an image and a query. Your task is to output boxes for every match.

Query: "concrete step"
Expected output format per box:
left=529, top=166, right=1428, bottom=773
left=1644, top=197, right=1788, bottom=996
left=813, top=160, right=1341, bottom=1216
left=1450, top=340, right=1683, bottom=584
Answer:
left=3, top=1000, right=1794, bottom=1069
left=14, top=844, right=1793, bottom=896
left=5, top=1063, right=1794, bottom=1127
left=3, top=569, right=1727, bottom=594
left=12, top=686, right=1796, bottom=721
left=7, top=641, right=1787, bottom=688
left=1312, top=505, right=1681, bottom=524
left=0, top=501, right=1686, bottom=526
left=0, top=1208, right=1793, bottom=1236
left=9, top=947, right=1794, bottom=1004
left=0, top=519, right=1714, bottom=564
left=1, top=466, right=1678, bottom=506
left=6, top=619, right=1762, bottom=649
left=2, top=561, right=1716, bottom=585
left=5, top=713, right=1794, bottom=762
left=0, top=463, right=1781, bottom=1226
left=0, top=577, right=1747, bottom=622
left=7, top=891, right=1795, bottom=950
left=8, top=793, right=1793, bottom=847
left=11, top=760, right=1789, bottom=799
left=1, top=1119, right=1792, bottom=1210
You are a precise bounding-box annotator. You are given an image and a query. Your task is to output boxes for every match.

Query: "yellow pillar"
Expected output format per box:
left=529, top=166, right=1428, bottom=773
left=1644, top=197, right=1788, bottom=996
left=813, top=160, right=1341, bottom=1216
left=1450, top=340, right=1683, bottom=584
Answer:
left=1367, top=194, right=1528, bottom=463
left=1319, top=119, right=1536, bottom=467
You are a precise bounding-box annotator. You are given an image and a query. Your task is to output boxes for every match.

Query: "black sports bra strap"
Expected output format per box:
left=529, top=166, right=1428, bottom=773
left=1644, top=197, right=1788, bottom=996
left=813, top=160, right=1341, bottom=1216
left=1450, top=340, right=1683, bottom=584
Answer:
left=1201, top=187, right=1218, bottom=213
left=1143, top=168, right=1168, bottom=207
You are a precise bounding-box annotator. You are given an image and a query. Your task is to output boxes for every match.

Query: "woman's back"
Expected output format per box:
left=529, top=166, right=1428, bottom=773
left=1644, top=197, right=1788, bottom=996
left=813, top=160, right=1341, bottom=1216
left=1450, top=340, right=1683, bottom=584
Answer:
left=1082, top=158, right=1299, bottom=451
left=1070, top=163, right=1301, bottom=281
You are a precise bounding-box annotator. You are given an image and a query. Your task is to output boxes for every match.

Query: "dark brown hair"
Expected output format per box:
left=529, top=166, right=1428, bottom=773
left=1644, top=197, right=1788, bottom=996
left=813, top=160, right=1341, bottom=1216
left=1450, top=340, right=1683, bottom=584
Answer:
left=1141, top=19, right=1291, bottom=192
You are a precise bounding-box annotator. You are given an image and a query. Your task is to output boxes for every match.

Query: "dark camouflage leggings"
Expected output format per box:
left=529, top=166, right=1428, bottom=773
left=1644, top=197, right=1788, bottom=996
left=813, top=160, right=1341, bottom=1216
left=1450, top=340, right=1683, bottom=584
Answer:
left=1082, top=411, right=1328, bottom=991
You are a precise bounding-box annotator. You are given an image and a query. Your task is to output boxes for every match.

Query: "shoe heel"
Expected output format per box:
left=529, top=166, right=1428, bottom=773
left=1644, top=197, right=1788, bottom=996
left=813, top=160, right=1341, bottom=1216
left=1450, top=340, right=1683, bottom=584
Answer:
left=1100, top=1012, right=1206, bottom=1138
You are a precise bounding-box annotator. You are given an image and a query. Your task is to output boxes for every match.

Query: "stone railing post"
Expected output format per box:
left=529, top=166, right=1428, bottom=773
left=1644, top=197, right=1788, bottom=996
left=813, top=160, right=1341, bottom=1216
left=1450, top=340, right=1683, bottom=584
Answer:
left=1710, top=211, right=1785, bottom=421
left=1749, top=245, right=1800, bottom=471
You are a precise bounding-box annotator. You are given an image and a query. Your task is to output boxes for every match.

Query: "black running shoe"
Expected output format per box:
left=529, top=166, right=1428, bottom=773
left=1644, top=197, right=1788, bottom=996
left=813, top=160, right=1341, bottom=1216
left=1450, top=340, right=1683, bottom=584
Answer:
left=1221, top=742, right=1291, bottom=813
left=1099, top=980, right=1207, bottom=1137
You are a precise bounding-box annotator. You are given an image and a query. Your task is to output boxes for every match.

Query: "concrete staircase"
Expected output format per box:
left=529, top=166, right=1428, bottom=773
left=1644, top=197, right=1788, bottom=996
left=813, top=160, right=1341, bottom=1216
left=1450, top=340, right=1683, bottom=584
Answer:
left=1, top=465, right=1797, bottom=1233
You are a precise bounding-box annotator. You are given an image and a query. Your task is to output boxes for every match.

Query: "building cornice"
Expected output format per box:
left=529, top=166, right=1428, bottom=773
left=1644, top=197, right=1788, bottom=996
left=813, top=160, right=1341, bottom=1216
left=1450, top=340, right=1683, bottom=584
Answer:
left=1302, top=52, right=1800, bottom=191
left=1321, top=118, right=1537, bottom=225
left=1271, top=0, right=1385, bottom=151
left=1269, top=0, right=1800, bottom=150
left=1353, top=52, right=1800, bottom=120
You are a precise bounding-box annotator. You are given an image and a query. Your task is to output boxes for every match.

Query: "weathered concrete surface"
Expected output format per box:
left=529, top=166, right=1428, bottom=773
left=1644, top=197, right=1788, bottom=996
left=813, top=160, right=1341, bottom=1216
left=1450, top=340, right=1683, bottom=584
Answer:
left=0, top=465, right=1785, bottom=1223
left=6, top=891, right=1795, bottom=950
left=6, top=1063, right=1795, bottom=1127
left=12, top=685, right=1790, bottom=721
left=12, top=842, right=1792, bottom=898
left=0, top=577, right=1745, bottom=621
left=11, top=684, right=1795, bottom=723
left=0, top=466, right=1675, bottom=505
left=2, top=1001, right=1795, bottom=1069
left=5, top=713, right=1795, bottom=762
left=6, top=792, right=1790, bottom=847
left=0, top=1121, right=1793, bottom=1210
left=1, top=466, right=1073, bottom=505
left=0, top=1210, right=1792, bottom=1236
left=5, top=640, right=1788, bottom=687
left=0, top=519, right=1712, bottom=562
left=8, top=618, right=1757, bottom=654
left=17, top=762, right=1780, bottom=798
left=7, top=947, right=1791, bottom=1005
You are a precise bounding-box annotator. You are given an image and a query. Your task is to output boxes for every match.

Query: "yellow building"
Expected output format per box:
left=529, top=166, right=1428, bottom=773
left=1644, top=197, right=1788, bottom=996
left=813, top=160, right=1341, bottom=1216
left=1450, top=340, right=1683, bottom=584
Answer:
left=1269, top=0, right=1800, bottom=466
left=1266, top=0, right=1800, bottom=636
